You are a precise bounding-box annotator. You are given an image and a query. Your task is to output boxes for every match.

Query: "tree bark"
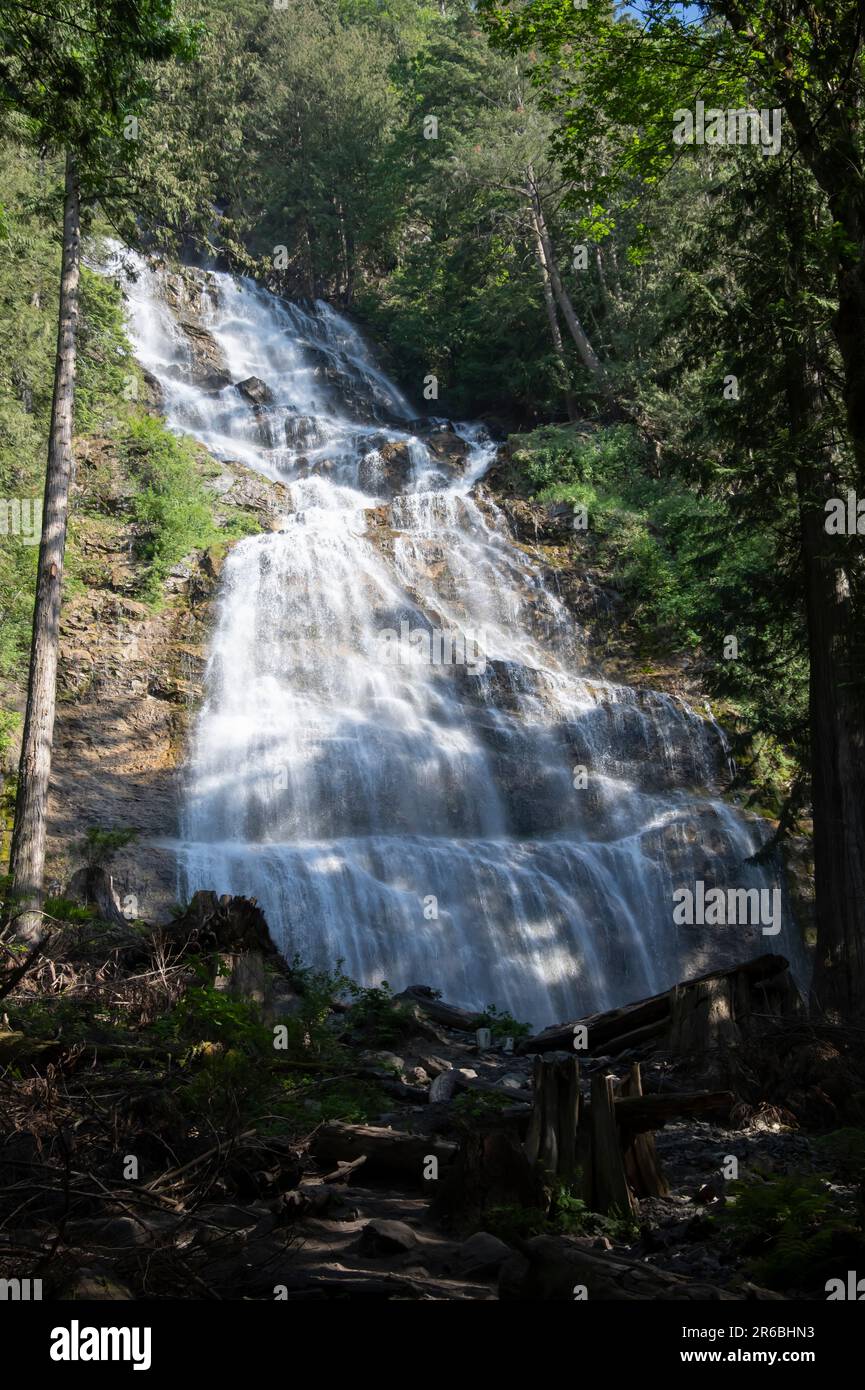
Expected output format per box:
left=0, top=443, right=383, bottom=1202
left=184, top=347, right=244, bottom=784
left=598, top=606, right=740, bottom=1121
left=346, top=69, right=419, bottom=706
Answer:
left=527, top=204, right=579, bottom=421
left=525, top=166, right=609, bottom=390
left=779, top=205, right=865, bottom=1020
left=800, top=500, right=865, bottom=1019
left=9, top=151, right=81, bottom=944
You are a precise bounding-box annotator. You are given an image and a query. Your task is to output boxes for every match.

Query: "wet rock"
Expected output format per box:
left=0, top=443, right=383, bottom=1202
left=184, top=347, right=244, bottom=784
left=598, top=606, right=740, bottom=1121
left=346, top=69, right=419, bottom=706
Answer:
left=236, top=376, right=275, bottom=407
left=426, top=426, right=469, bottom=470
left=285, top=413, right=327, bottom=450
left=175, top=319, right=232, bottom=392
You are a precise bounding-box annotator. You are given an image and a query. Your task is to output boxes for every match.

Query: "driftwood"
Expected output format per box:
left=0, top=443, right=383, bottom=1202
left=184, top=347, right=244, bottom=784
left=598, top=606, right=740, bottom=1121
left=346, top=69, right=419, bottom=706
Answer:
left=310, top=1121, right=457, bottom=1181
left=393, top=986, right=486, bottom=1032
left=519, top=954, right=799, bottom=1057
left=499, top=1235, right=783, bottom=1301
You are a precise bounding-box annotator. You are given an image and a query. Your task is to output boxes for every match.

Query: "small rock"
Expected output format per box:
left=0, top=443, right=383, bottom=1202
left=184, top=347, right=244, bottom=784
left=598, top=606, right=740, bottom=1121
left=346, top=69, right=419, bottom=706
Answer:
left=359, top=1050, right=404, bottom=1074
left=496, top=1074, right=527, bottom=1090
left=357, top=1219, right=418, bottom=1256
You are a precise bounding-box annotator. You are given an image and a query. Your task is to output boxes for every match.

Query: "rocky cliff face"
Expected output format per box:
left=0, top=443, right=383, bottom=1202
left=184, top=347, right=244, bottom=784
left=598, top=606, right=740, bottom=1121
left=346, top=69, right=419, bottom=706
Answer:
left=44, top=435, right=291, bottom=918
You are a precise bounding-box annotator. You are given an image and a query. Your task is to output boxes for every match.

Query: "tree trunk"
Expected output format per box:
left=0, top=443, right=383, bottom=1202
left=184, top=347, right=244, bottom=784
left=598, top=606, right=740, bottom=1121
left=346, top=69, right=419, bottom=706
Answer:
left=528, top=207, right=579, bottom=421
left=779, top=205, right=865, bottom=1021
left=525, top=166, right=609, bottom=389
left=801, top=500, right=865, bottom=1020
left=8, top=152, right=81, bottom=943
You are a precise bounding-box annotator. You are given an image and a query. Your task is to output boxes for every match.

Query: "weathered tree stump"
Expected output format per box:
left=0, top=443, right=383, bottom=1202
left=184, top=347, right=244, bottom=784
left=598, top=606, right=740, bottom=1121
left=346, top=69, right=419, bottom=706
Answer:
left=590, top=1072, right=636, bottom=1216
left=523, top=1051, right=580, bottom=1182
left=619, top=1064, right=669, bottom=1199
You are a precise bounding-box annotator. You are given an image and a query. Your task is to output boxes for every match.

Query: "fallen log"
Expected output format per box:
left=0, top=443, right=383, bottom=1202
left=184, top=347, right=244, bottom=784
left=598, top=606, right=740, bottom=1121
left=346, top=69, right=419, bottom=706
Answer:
left=499, top=1235, right=784, bottom=1300
left=393, top=986, right=486, bottom=1032
left=310, top=1122, right=457, bottom=1181
left=518, top=954, right=796, bottom=1056
left=613, top=1089, right=735, bottom=1134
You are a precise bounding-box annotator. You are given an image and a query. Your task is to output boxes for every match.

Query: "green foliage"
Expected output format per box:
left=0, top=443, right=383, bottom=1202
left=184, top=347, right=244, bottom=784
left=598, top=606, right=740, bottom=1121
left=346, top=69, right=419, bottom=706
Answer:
left=343, top=979, right=418, bottom=1047
left=717, top=1170, right=865, bottom=1292
left=42, top=896, right=97, bottom=924
left=0, top=0, right=197, bottom=173
left=267, top=1075, right=388, bottom=1132
left=158, top=983, right=271, bottom=1053
left=484, top=1182, right=637, bottom=1245
left=513, top=421, right=808, bottom=785
left=122, top=414, right=220, bottom=602
left=78, top=825, right=139, bottom=868
left=813, top=1130, right=865, bottom=1183
left=452, top=1089, right=516, bottom=1121
left=75, top=269, right=136, bottom=433
left=478, top=1003, right=532, bottom=1041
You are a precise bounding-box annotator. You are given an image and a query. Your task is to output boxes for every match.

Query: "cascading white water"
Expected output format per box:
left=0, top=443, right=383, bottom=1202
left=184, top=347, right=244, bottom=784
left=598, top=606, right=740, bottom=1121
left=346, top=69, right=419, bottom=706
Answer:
left=105, top=246, right=800, bottom=1027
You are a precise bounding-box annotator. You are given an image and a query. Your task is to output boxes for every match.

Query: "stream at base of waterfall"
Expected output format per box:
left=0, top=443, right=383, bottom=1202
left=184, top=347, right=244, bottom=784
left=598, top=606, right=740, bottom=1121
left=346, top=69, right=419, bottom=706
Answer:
left=103, top=244, right=802, bottom=1028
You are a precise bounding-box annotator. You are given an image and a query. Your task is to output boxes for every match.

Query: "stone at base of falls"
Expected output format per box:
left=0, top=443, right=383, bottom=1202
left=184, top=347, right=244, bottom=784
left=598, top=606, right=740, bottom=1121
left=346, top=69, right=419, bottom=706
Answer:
left=499, top=1236, right=785, bottom=1301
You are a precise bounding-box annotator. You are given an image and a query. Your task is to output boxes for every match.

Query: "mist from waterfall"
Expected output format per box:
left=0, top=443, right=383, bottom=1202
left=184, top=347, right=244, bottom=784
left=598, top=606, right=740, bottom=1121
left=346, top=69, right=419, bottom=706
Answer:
left=105, top=245, right=800, bottom=1027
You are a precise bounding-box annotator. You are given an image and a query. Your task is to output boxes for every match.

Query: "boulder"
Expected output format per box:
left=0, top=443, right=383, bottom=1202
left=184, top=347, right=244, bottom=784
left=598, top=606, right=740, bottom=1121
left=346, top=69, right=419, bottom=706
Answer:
left=357, top=1219, right=418, bottom=1257
left=175, top=319, right=232, bottom=392
left=236, top=376, right=275, bottom=407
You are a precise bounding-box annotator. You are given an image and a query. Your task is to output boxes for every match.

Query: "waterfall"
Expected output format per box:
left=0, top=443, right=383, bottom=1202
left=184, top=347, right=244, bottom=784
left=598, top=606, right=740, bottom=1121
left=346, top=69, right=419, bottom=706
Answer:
left=104, top=246, right=801, bottom=1027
